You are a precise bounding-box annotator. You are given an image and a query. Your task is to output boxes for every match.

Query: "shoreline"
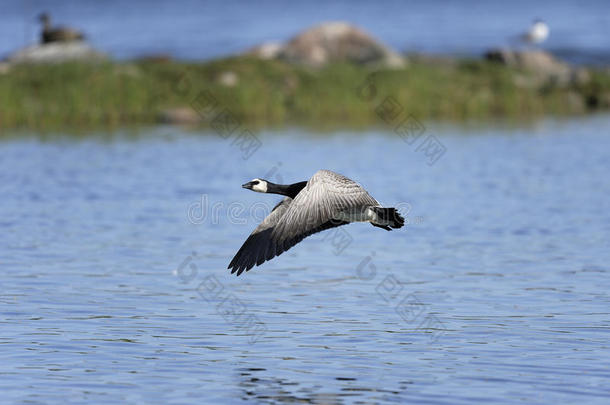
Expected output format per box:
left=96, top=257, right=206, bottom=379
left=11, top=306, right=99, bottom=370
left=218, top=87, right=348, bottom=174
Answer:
left=1, top=55, right=609, bottom=133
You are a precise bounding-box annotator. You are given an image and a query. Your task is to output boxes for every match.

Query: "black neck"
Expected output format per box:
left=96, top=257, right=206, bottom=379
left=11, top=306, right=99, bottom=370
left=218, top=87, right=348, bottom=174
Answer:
left=266, top=181, right=307, bottom=198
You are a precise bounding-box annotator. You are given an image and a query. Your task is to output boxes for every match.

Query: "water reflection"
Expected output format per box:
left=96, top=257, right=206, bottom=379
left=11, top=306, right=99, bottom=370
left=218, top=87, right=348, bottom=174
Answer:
left=236, top=367, right=410, bottom=404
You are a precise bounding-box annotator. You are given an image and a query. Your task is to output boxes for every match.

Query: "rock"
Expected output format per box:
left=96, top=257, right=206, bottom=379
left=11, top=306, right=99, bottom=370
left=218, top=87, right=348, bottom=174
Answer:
left=7, top=42, right=107, bottom=64
left=246, top=42, right=284, bottom=60
left=281, top=22, right=405, bottom=68
left=247, top=22, right=406, bottom=68
left=218, top=71, right=238, bottom=87
left=0, top=62, right=10, bottom=74
left=484, top=48, right=586, bottom=87
left=158, top=107, right=201, bottom=125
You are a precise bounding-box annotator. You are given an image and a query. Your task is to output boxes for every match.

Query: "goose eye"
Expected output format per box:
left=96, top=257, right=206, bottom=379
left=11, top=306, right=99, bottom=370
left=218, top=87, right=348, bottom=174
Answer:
left=252, top=181, right=259, bottom=185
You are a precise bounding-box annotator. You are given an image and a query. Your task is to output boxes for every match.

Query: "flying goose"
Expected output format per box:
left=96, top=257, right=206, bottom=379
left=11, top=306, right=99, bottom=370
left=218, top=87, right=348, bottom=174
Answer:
left=38, top=13, right=85, bottom=44
left=228, top=170, right=405, bottom=275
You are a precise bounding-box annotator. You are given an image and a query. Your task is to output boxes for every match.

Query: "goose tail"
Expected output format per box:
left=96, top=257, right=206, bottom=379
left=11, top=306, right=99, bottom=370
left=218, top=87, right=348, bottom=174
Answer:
left=371, top=207, right=405, bottom=230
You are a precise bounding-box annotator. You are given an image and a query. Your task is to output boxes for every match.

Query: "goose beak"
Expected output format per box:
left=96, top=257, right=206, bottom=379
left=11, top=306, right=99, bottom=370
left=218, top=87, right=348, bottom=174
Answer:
left=242, top=181, right=255, bottom=190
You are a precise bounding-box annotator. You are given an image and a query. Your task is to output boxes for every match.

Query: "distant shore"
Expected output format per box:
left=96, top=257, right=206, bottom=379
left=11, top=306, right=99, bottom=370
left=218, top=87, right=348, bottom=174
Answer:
left=1, top=55, right=610, bottom=132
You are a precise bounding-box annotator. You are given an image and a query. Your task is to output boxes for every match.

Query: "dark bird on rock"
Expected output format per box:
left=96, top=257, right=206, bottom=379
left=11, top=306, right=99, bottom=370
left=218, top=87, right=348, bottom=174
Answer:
left=39, top=12, right=85, bottom=44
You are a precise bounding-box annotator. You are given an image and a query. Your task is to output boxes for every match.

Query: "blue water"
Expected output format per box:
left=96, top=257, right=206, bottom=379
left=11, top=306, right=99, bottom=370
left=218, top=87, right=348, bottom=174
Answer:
left=1, top=116, right=610, bottom=403
left=2, top=0, right=610, bottom=64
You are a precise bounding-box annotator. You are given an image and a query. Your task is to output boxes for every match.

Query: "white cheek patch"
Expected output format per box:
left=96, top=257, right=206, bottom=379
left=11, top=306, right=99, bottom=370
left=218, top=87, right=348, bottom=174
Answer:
left=252, top=181, right=267, bottom=193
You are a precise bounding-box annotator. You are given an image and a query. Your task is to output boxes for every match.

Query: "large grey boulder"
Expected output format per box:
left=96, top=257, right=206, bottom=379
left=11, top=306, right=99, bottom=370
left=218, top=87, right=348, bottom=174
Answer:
left=7, top=42, right=107, bottom=64
left=158, top=107, right=201, bottom=125
left=248, top=22, right=406, bottom=68
left=484, top=48, right=588, bottom=87
left=0, top=61, right=10, bottom=74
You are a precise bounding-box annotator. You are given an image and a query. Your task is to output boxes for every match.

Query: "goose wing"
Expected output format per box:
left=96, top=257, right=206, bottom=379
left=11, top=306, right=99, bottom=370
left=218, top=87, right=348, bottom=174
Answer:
left=228, top=170, right=379, bottom=275
left=229, top=197, right=292, bottom=275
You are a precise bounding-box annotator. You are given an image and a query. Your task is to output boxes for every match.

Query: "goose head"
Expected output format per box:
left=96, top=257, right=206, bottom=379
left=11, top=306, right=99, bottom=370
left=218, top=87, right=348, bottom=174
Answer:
left=242, top=178, right=268, bottom=193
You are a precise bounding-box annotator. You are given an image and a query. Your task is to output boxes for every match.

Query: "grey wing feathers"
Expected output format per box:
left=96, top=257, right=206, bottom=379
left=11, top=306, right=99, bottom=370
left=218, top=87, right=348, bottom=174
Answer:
left=271, top=170, right=378, bottom=246
left=228, top=197, right=292, bottom=275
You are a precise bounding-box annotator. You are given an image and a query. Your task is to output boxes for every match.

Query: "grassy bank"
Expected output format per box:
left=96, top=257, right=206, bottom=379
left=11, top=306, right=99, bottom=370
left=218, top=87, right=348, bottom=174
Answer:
left=1, top=56, right=610, bottom=132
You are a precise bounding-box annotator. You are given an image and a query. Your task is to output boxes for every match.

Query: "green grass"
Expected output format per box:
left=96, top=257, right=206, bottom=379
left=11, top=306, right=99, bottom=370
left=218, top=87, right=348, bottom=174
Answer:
left=1, top=56, right=609, bottom=132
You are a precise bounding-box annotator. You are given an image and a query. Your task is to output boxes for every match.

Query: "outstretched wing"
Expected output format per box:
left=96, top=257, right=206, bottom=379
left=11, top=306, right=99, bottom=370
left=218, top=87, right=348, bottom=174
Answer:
left=228, top=197, right=292, bottom=276
left=228, top=170, right=379, bottom=275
